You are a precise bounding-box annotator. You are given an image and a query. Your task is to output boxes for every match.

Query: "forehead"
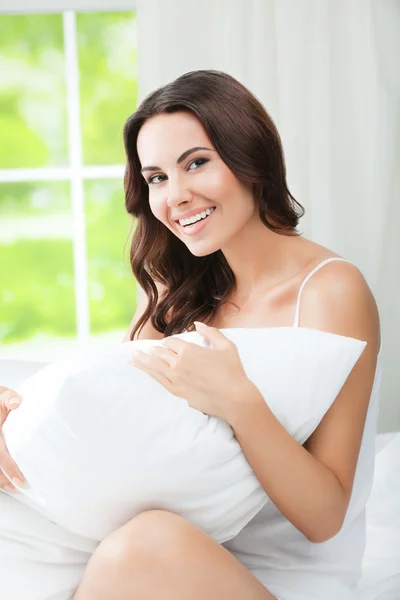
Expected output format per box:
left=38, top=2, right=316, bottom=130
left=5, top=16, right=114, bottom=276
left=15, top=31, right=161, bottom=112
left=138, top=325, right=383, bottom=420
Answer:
left=136, top=111, right=212, bottom=163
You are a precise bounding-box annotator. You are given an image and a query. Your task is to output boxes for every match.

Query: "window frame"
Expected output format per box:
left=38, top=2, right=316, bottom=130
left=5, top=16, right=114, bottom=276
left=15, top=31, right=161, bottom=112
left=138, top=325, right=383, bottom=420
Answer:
left=0, top=6, right=136, bottom=352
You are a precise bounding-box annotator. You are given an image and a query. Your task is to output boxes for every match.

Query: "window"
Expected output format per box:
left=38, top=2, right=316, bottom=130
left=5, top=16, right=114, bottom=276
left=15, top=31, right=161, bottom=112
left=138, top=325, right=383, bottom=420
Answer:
left=0, top=7, right=138, bottom=361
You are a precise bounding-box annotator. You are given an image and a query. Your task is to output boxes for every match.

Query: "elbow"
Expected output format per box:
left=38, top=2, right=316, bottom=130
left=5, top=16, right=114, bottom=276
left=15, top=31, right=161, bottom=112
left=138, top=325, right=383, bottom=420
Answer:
left=304, top=516, right=345, bottom=544
left=304, top=488, right=349, bottom=543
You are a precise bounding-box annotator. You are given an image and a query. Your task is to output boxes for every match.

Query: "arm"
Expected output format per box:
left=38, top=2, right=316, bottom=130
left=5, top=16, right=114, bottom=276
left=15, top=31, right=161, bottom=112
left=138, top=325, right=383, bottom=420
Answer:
left=228, top=262, right=380, bottom=543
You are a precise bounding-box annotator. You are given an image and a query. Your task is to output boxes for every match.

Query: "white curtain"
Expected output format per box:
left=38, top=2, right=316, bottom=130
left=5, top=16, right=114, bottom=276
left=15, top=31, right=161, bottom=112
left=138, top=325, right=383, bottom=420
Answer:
left=136, top=0, right=400, bottom=432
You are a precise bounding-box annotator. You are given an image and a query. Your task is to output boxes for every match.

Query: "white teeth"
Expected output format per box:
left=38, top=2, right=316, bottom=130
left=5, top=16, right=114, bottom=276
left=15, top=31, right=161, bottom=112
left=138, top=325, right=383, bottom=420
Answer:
left=179, top=207, right=215, bottom=227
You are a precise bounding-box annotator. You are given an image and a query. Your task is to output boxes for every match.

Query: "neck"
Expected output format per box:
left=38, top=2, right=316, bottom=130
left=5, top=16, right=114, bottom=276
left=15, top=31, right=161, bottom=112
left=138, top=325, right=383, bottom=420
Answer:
left=221, top=217, right=306, bottom=297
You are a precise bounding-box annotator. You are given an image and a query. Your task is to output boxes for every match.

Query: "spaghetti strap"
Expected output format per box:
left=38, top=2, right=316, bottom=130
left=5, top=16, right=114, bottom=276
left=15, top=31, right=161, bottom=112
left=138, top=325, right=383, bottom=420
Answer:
left=293, top=257, right=354, bottom=328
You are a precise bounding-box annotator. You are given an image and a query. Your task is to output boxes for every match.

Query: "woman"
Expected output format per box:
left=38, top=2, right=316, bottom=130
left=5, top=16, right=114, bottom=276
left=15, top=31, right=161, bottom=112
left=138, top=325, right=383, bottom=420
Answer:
left=0, top=70, right=381, bottom=600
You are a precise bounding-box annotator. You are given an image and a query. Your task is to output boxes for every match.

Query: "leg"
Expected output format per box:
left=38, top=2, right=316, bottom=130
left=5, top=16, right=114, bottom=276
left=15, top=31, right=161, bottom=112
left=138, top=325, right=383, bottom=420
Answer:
left=74, top=510, right=277, bottom=600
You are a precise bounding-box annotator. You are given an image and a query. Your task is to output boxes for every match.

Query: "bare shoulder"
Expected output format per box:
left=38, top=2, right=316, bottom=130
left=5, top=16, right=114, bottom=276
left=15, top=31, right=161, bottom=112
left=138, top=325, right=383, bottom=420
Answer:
left=299, top=259, right=380, bottom=355
left=122, top=280, right=169, bottom=342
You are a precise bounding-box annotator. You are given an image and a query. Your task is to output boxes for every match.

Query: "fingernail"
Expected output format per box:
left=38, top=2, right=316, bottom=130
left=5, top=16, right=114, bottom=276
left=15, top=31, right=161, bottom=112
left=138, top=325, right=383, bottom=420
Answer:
left=12, top=477, right=27, bottom=488
left=8, top=398, right=21, bottom=408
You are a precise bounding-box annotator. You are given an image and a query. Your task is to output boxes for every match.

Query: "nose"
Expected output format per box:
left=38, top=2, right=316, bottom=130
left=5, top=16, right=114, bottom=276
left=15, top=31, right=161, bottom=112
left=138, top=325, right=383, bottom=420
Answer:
left=166, top=176, right=193, bottom=208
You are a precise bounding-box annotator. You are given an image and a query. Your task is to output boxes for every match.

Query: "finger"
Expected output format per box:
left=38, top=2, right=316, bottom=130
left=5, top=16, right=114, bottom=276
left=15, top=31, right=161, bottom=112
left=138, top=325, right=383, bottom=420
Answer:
left=0, top=388, right=23, bottom=408
left=130, top=351, right=172, bottom=377
left=161, top=336, right=189, bottom=353
left=0, top=393, right=12, bottom=427
left=1, top=484, right=17, bottom=493
left=148, top=345, right=177, bottom=365
left=0, top=470, right=11, bottom=485
left=0, top=389, right=22, bottom=410
left=0, top=470, right=17, bottom=491
left=0, top=435, right=26, bottom=485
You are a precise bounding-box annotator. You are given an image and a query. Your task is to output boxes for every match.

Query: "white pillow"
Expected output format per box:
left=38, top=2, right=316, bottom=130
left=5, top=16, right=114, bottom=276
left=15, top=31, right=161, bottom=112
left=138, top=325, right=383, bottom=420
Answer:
left=0, top=359, right=47, bottom=390
left=2, top=327, right=366, bottom=544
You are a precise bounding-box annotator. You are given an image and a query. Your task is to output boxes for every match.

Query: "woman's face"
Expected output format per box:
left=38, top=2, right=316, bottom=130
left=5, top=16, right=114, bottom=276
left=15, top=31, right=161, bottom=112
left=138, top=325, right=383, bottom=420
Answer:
left=136, top=111, right=257, bottom=257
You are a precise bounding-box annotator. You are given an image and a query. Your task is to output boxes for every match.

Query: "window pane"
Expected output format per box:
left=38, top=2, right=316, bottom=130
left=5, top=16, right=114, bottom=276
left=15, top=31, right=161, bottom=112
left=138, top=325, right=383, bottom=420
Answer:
left=0, top=181, right=75, bottom=346
left=78, top=12, right=138, bottom=166
left=0, top=14, right=68, bottom=168
left=85, top=179, right=137, bottom=334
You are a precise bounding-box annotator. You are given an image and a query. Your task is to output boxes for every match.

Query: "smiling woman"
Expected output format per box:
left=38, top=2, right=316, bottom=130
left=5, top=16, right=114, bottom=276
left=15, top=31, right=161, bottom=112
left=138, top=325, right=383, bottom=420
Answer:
left=0, top=67, right=382, bottom=600
left=88, top=68, right=382, bottom=600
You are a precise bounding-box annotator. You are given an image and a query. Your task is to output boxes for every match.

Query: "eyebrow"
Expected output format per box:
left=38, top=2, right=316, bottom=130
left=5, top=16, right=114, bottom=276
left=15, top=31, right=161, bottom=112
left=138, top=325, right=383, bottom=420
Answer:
left=140, top=146, right=215, bottom=173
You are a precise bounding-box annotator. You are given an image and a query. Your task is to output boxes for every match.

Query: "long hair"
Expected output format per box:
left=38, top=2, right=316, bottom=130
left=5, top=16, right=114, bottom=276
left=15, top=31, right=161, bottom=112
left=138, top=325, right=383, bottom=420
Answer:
left=123, top=69, right=305, bottom=340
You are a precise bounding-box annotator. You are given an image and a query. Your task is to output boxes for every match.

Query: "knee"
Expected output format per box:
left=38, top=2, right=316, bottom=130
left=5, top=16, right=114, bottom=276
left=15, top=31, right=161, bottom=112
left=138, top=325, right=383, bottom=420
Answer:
left=95, top=510, right=192, bottom=570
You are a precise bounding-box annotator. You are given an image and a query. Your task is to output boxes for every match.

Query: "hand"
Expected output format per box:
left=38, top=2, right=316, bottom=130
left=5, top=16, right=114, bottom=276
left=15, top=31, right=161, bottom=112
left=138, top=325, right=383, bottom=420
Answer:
left=129, top=322, right=252, bottom=422
left=0, top=386, right=26, bottom=492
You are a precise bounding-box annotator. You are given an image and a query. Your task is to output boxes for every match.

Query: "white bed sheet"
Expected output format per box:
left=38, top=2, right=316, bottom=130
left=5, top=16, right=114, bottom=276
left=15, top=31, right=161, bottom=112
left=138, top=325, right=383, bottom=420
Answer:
left=359, top=432, right=400, bottom=600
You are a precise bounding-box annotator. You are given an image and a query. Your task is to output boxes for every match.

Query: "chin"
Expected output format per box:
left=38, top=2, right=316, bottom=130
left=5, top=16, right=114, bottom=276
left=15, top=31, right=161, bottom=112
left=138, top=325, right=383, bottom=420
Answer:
left=185, top=241, right=222, bottom=258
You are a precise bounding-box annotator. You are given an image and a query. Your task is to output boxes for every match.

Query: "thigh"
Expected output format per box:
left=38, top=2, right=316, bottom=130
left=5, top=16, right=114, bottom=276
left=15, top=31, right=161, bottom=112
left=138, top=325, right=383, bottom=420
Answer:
left=75, top=510, right=277, bottom=600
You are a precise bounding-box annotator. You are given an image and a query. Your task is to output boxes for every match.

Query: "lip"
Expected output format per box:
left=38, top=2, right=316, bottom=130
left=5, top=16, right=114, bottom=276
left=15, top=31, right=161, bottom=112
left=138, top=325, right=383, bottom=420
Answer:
left=176, top=207, right=216, bottom=237
left=172, top=206, right=216, bottom=223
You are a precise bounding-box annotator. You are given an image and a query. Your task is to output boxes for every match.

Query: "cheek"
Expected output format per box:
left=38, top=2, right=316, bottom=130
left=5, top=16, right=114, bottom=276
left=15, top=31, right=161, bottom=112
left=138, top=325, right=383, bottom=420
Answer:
left=198, top=167, right=238, bottom=200
left=148, top=191, right=167, bottom=221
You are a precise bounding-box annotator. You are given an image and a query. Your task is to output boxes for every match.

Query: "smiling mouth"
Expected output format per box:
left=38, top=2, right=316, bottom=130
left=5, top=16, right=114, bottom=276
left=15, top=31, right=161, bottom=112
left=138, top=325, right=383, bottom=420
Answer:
left=176, top=207, right=216, bottom=235
left=177, top=207, right=216, bottom=227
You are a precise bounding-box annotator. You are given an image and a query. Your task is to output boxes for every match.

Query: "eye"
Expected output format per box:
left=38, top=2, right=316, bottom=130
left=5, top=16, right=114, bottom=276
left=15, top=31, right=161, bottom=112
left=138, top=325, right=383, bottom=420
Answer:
left=187, top=157, right=209, bottom=171
left=147, top=173, right=167, bottom=185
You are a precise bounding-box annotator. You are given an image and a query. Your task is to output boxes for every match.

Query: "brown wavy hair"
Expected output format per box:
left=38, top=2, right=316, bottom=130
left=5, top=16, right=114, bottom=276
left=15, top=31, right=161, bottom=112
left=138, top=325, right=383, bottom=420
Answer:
left=123, top=69, right=305, bottom=340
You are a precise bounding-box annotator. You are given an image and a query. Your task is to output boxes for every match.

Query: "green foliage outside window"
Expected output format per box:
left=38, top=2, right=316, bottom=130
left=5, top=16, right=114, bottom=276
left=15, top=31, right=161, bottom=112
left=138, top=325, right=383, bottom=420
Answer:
left=0, top=12, right=138, bottom=346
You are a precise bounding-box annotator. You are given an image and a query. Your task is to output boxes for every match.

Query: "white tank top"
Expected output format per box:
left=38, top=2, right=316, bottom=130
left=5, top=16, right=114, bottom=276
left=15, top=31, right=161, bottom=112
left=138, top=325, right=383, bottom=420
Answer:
left=222, top=257, right=383, bottom=600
